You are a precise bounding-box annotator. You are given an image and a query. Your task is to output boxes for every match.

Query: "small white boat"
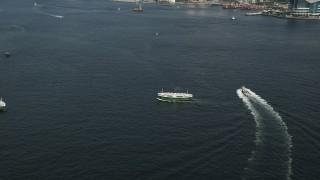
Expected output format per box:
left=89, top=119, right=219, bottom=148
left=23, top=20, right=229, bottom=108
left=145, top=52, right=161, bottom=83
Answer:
left=56, top=15, right=64, bottom=19
left=0, top=97, right=6, bottom=111
left=241, top=86, right=250, bottom=97
left=157, top=89, right=193, bottom=102
left=5, top=51, right=11, bottom=57
left=231, top=15, right=236, bottom=20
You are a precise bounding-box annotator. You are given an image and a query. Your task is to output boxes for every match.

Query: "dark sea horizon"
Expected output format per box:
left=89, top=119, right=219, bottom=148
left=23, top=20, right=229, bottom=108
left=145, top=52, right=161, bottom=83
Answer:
left=0, top=0, right=320, bottom=179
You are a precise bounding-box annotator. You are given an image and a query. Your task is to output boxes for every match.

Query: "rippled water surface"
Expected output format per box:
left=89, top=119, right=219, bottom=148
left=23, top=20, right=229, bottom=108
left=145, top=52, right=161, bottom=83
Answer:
left=0, top=0, right=320, bottom=179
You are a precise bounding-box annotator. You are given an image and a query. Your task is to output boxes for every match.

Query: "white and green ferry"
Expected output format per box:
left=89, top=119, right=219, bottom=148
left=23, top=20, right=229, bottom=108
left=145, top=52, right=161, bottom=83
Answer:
left=157, top=90, right=193, bottom=102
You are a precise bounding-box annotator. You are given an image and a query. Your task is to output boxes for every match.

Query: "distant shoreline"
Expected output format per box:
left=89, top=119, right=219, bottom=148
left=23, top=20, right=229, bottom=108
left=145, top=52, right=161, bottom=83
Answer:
left=264, top=14, right=320, bottom=20
left=260, top=10, right=320, bottom=20
left=112, top=0, right=320, bottom=20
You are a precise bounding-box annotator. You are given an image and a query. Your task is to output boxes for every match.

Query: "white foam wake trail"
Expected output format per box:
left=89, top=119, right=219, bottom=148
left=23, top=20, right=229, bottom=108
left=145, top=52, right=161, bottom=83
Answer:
left=237, top=88, right=292, bottom=180
left=45, top=14, right=64, bottom=19
left=33, top=2, right=43, bottom=7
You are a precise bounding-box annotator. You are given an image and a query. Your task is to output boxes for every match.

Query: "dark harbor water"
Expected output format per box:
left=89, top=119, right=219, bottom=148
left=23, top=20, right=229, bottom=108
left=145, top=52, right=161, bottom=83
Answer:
left=1, top=0, right=320, bottom=179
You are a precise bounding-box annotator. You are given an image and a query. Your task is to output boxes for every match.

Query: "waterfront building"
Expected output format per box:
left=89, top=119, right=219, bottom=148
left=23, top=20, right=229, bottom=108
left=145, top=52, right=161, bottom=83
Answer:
left=289, top=0, right=320, bottom=15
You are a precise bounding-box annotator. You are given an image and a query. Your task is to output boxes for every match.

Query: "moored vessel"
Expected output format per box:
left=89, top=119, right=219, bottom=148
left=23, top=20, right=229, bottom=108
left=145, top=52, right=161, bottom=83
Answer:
left=157, top=89, right=193, bottom=102
left=210, top=2, right=222, bottom=6
left=159, top=1, right=171, bottom=6
left=245, top=12, right=262, bottom=16
left=133, top=4, right=143, bottom=12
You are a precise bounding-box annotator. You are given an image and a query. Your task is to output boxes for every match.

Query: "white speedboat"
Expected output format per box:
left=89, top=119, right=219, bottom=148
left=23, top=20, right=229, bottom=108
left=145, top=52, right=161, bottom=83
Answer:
left=157, top=89, right=193, bottom=102
left=241, top=86, right=250, bottom=97
left=231, top=15, right=236, bottom=20
left=0, top=97, right=6, bottom=111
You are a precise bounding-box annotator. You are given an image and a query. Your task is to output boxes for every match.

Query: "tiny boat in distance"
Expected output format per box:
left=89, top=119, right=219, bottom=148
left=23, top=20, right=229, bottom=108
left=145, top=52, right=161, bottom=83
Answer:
left=0, top=97, right=6, bottom=112
left=245, top=12, right=262, bottom=16
left=5, top=51, right=10, bottom=57
left=133, top=5, right=143, bottom=12
left=231, top=15, right=236, bottom=20
left=157, top=89, right=193, bottom=102
left=241, top=86, right=250, bottom=97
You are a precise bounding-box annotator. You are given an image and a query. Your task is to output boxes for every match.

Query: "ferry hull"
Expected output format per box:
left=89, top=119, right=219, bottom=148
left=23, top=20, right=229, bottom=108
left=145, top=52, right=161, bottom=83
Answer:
left=157, top=96, right=192, bottom=102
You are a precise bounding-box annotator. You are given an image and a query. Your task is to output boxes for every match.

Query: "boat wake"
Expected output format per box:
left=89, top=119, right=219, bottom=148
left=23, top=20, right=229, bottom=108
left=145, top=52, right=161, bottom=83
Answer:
left=33, top=1, right=44, bottom=7
left=33, top=4, right=64, bottom=19
left=237, top=88, right=292, bottom=180
left=46, top=14, right=64, bottom=19
left=0, top=25, right=25, bottom=33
